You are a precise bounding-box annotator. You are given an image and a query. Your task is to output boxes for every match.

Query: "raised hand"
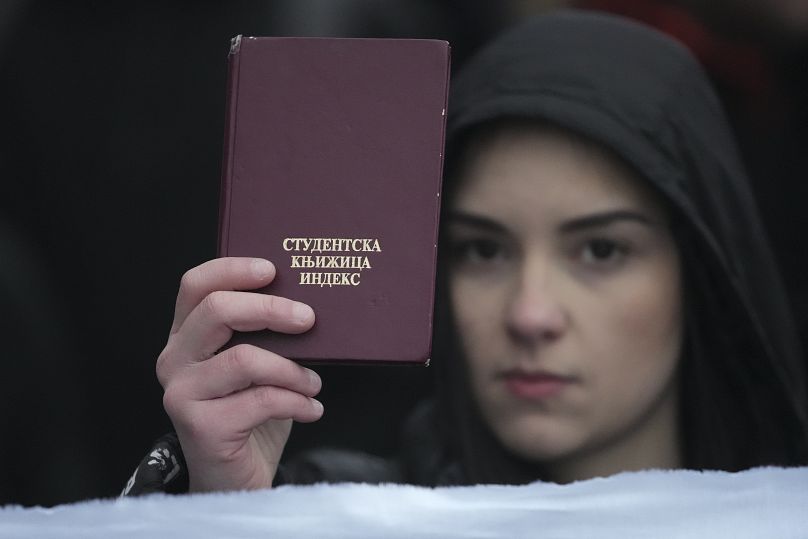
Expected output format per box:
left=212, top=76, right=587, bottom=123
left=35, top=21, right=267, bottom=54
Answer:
left=157, top=257, right=322, bottom=492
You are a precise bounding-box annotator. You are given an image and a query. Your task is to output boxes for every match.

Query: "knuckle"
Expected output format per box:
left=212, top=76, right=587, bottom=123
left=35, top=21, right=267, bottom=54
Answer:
left=222, top=344, right=253, bottom=375
left=155, top=362, right=167, bottom=389
left=200, top=290, right=229, bottom=317
left=251, top=386, right=281, bottom=411
left=163, top=389, right=206, bottom=439
left=179, top=267, right=203, bottom=296
left=155, top=347, right=173, bottom=387
left=259, top=294, right=279, bottom=318
left=161, top=384, right=184, bottom=420
left=259, top=295, right=296, bottom=324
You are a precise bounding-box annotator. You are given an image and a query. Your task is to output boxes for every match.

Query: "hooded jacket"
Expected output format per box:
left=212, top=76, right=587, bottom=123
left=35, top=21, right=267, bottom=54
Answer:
left=124, top=10, right=808, bottom=496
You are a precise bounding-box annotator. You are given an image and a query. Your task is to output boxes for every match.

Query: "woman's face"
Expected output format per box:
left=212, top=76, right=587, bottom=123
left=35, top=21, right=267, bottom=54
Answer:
left=447, top=126, right=683, bottom=479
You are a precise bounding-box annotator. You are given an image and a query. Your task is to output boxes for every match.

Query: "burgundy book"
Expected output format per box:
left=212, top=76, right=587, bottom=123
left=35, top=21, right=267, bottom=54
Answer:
left=218, top=36, right=450, bottom=364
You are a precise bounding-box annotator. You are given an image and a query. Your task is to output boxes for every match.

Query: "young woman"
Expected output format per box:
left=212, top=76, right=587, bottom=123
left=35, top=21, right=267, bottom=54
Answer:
left=124, top=10, right=808, bottom=495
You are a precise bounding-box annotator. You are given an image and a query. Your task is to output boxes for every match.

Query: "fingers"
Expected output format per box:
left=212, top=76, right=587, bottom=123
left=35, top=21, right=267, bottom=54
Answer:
left=162, top=345, right=324, bottom=439
left=176, top=344, right=322, bottom=401
left=160, top=257, right=315, bottom=386
left=171, top=257, right=277, bottom=334
left=212, top=385, right=324, bottom=432
left=165, top=361, right=324, bottom=441
left=162, top=290, right=314, bottom=375
left=169, top=385, right=323, bottom=439
left=159, top=257, right=322, bottom=493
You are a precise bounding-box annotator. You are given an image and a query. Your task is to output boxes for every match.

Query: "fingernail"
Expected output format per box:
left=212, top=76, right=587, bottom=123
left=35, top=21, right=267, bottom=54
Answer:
left=251, top=259, right=274, bottom=279
left=307, top=369, right=322, bottom=391
left=292, top=302, right=314, bottom=324
left=311, top=398, right=324, bottom=414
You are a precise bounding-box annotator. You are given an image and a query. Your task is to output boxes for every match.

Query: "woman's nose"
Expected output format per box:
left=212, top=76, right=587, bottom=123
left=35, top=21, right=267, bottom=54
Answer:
left=505, top=260, right=567, bottom=345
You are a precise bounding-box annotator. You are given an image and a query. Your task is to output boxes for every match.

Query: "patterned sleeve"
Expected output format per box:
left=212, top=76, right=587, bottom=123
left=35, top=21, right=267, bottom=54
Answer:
left=120, top=432, right=189, bottom=497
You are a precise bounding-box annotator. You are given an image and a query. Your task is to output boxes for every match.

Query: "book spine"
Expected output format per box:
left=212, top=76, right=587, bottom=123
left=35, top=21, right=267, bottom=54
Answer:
left=217, top=35, right=243, bottom=257
left=424, top=42, right=452, bottom=362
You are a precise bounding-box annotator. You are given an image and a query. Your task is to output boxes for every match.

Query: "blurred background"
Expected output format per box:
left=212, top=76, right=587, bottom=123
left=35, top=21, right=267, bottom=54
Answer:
left=1, top=0, right=805, bottom=506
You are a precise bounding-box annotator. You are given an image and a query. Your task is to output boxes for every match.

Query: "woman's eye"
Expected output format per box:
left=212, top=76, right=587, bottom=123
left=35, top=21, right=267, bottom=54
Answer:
left=451, top=239, right=506, bottom=265
left=580, top=238, right=626, bottom=265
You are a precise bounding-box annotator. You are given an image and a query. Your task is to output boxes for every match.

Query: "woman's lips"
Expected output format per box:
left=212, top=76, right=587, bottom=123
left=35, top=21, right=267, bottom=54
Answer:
left=502, top=371, right=574, bottom=399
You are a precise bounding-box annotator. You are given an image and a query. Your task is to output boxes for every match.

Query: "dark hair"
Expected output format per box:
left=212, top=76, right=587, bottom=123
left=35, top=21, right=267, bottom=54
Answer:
left=431, top=119, right=808, bottom=485
left=675, top=219, right=808, bottom=470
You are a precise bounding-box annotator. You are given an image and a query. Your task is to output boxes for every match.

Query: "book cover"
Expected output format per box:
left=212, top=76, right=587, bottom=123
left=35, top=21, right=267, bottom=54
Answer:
left=218, top=36, right=450, bottom=364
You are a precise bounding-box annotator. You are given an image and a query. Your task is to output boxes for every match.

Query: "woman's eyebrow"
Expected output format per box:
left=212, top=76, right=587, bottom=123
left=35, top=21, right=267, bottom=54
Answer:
left=445, top=212, right=507, bottom=234
left=560, top=210, right=656, bottom=233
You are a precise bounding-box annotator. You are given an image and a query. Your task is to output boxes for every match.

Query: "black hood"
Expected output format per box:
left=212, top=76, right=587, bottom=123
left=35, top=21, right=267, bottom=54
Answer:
left=438, top=10, right=808, bottom=478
